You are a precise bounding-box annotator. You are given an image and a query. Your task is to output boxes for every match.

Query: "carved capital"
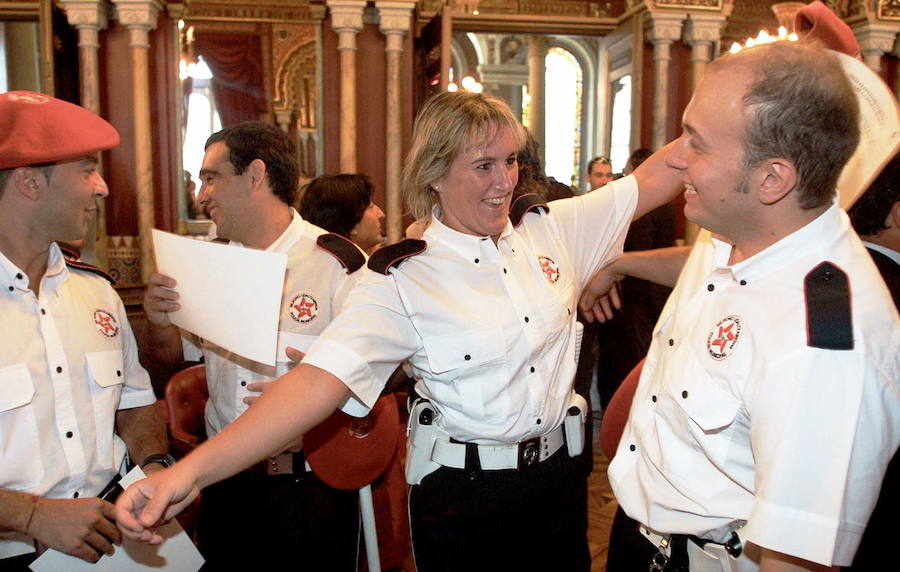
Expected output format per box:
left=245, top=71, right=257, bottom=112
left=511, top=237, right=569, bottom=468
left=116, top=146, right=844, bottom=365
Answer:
left=376, top=0, right=415, bottom=35
left=644, top=12, right=686, bottom=43
left=166, top=2, right=187, bottom=21
left=327, top=0, right=366, bottom=33
left=852, top=21, right=899, bottom=55
left=111, top=0, right=163, bottom=32
left=684, top=13, right=726, bottom=45
left=59, top=0, right=108, bottom=30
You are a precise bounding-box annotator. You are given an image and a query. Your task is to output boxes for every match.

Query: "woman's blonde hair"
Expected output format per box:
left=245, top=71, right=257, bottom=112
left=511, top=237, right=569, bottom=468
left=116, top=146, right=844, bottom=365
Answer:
left=402, top=91, right=526, bottom=219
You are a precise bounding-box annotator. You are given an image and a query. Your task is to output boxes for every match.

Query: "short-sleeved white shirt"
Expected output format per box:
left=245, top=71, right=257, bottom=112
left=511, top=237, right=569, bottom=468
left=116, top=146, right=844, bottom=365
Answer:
left=183, top=209, right=363, bottom=437
left=304, top=176, right=638, bottom=443
left=0, top=243, right=155, bottom=557
left=609, top=205, right=900, bottom=566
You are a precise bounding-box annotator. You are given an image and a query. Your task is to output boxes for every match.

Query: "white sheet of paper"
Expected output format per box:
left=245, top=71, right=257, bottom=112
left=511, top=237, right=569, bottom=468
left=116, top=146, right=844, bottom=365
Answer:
left=152, top=229, right=287, bottom=366
left=30, top=467, right=205, bottom=572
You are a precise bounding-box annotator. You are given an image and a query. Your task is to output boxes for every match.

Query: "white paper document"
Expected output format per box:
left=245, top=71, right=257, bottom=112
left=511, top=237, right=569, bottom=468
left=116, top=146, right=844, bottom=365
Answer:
left=31, top=467, right=205, bottom=571
left=152, top=229, right=287, bottom=366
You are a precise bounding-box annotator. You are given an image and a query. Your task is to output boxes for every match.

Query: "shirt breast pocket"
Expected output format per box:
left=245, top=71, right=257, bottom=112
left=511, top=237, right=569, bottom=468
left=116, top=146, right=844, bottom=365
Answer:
left=422, top=326, right=510, bottom=421
left=0, top=363, right=42, bottom=490
left=85, top=350, right=125, bottom=470
left=660, top=347, right=742, bottom=489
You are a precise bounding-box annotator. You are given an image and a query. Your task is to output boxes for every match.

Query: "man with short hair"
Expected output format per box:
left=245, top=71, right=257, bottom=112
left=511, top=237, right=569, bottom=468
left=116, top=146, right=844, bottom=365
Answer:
left=140, top=121, right=362, bottom=569
left=0, top=91, right=168, bottom=568
left=586, top=155, right=614, bottom=191
left=605, top=41, right=899, bottom=571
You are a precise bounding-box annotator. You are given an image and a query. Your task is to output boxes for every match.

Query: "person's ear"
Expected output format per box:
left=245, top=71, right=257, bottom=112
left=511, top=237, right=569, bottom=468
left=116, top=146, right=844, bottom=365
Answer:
left=887, top=200, right=900, bottom=229
left=247, top=158, right=267, bottom=190
left=12, top=167, right=46, bottom=201
left=755, top=158, right=797, bottom=206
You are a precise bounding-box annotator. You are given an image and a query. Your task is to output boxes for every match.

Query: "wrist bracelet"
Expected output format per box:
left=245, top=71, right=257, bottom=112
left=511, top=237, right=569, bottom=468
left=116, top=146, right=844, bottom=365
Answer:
left=24, top=494, right=37, bottom=535
left=140, top=453, right=176, bottom=469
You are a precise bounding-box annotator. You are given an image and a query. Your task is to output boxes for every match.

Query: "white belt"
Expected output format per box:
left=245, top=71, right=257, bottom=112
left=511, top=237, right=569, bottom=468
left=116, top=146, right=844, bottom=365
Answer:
left=639, top=524, right=672, bottom=557
left=430, top=424, right=566, bottom=470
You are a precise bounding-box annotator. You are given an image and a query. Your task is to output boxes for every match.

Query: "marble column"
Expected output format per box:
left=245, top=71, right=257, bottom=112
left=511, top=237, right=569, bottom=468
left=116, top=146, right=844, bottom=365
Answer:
left=60, top=0, right=110, bottom=266
left=376, top=1, right=415, bottom=244
left=327, top=0, right=366, bottom=173
left=111, top=0, right=162, bottom=283
left=526, top=35, right=548, bottom=153
left=851, top=22, right=899, bottom=75
left=684, top=14, right=725, bottom=92
left=644, top=12, right=685, bottom=152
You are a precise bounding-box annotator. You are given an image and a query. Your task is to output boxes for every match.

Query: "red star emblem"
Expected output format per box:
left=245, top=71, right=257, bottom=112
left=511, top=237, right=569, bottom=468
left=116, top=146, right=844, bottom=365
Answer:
left=289, top=293, right=318, bottom=323
left=538, top=256, right=560, bottom=283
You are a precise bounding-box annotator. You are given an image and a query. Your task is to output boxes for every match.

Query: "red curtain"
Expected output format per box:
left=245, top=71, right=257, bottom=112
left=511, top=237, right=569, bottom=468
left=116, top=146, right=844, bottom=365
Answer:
left=194, top=33, right=266, bottom=126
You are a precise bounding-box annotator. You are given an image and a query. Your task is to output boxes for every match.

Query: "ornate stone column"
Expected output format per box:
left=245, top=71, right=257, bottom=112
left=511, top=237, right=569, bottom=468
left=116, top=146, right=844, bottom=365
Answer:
left=644, top=12, right=685, bottom=151
left=852, top=22, right=899, bottom=74
left=526, top=35, right=548, bottom=152
left=111, top=0, right=162, bottom=283
left=683, top=14, right=725, bottom=92
left=376, top=0, right=415, bottom=244
left=59, top=0, right=110, bottom=266
left=327, top=0, right=366, bottom=173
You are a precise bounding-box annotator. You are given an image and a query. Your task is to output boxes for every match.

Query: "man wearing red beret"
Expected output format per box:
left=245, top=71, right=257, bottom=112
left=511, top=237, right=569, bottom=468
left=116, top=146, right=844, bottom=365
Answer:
left=0, top=91, right=169, bottom=568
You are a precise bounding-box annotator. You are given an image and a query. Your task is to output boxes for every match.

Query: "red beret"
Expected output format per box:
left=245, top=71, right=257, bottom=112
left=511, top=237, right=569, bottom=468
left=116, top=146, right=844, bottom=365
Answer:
left=0, top=91, right=119, bottom=170
left=795, top=1, right=861, bottom=58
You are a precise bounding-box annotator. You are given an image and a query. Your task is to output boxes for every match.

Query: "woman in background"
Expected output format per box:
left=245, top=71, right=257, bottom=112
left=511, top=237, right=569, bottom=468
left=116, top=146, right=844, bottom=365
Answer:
left=298, top=173, right=385, bottom=255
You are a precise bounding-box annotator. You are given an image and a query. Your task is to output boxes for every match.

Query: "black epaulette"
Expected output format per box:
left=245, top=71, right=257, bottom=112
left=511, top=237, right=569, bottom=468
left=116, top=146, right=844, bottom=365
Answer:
left=509, top=193, right=549, bottom=227
left=316, top=233, right=366, bottom=274
left=65, top=259, right=116, bottom=286
left=368, top=239, right=427, bottom=275
left=804, top=261, right=853, bottom=350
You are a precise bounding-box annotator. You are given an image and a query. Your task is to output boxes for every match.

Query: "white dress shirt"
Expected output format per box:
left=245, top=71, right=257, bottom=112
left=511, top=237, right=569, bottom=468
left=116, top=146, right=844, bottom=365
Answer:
left=183, top=209, right=363, bottom=437
left=609, top=206, right=900, bottom=566
left=304, top=176, right=638, bottom=443
left=0, top=243, right=155, bottom=557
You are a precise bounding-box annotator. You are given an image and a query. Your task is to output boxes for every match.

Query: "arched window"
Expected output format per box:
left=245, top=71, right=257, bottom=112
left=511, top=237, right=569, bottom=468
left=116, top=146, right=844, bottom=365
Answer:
left=544, top=46, right=582, bottom=187
left=182, top=56, right=222, bottom=207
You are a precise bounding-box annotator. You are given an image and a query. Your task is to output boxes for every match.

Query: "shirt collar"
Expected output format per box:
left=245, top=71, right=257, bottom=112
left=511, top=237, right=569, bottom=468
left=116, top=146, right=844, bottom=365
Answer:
left=0, top=242, right=67, bottom=294
left=862, top=241, right=900, bottom=266
left=230, top=207, right=305, bottom=254
left=426, top=205, right=511, bottom=264
left=711, top=202, right=844, bottom=284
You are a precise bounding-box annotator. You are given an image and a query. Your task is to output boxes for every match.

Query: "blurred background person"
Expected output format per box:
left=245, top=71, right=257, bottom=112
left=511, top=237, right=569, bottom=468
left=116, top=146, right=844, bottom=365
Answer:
left=585, top=155, right=614, bottom=192
left=299, top=173, right=385, bottom=255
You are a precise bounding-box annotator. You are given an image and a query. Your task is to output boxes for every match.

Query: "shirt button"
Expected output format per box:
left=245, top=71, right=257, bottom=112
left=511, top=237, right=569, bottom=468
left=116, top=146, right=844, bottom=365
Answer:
left=240, top=380, right=247, bottom=387
left=464, top=354, right=471, bottom=361
left=681, top=390, right=688, bottom=399
left=524, top=316, right=529, bottom=323
left=529, top=366, right=535, bottom=373
left=15, top=273, right=23, bottom=279
left=739, top=280, right=747, bottom=286
left=707, top=284, right=715, bottom=292
left=7, top=286, right=12, bottom=292
left=536, top=418, right=542, bottom=425
left=474, top=258, right=480, bottom=264
left=66, top=431, right=73, bottom=438
left=651, top=395, right=657, bottom=403
left=41, top=308, right=46, bottom=315
left=73, top=492, right=79, bottom=498
left=668, top=338, right=674, bottom=347
left=116, top=370, right=122, bottom=377
left=629, top=444, right=636, bottom=452
left=503, top=268, right=507, bottom=274
left=56, top=366, right=62, bottom=373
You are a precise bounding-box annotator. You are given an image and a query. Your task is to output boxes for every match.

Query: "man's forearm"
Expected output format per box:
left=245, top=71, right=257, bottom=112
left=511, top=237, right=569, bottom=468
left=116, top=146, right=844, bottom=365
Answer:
left=613, top=246, right=691, bottom=288
left=116, top=403, right=169, bottom=469
left=0, top=488, right=35, bottom=534
left=137, top=322, right=184, bottom=371
left=759, top=548, right=839, bottom=572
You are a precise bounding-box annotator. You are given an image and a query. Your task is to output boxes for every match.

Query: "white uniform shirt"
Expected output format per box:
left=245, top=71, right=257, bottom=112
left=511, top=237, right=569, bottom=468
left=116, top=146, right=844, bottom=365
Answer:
left=305, top=176, right=638, bottom=443
left=609, top=206, right=900, bottom=566
left=183, top=209, right=363, bottom=437
left=0, top=243, right=155, bottom=557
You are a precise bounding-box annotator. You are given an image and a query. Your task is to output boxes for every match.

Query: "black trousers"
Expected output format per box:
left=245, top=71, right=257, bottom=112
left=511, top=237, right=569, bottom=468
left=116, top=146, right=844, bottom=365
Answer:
left=607, top=507, right=690, bottom=572
left=0, top=553, right=36, bottom=572
left=197, top=467, right=360, bottom=571
left=409, top=449, right=590, bottom=572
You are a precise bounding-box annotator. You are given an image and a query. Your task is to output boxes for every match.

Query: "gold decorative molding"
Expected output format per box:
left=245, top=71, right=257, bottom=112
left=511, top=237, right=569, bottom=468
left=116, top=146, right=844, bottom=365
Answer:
left=654, top=0, right=722, bottom=11
left=186, top=0, right=317, bottom=23
left=879, top=0, right=900, bottom=20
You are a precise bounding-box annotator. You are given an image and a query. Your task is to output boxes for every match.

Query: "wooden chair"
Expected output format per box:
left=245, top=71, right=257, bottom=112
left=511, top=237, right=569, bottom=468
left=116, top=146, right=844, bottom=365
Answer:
left=163, top=364, right=209, bottom=457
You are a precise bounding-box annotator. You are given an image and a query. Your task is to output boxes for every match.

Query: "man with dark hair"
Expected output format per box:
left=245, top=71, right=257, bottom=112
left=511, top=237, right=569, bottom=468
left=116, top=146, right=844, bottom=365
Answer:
left=604, top=41, right=898, bottom=571
left=586, top=155, right=614, bottom=191
left=141, top=121, right=362, bottom=569
left=0, top=92, right=168, bottom=567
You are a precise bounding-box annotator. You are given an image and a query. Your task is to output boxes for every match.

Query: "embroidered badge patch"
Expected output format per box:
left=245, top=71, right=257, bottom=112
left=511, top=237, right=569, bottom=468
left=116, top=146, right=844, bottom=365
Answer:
left=538, top=256, right=560, bottom=283
left=707, top=315, right=741, bottom=360
left=289, top=293, right=318, bottom=323
left=93, top=309, right=119, bottom=338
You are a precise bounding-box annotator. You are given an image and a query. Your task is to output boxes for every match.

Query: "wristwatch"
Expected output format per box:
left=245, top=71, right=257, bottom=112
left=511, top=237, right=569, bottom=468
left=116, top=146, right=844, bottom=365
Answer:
left=140, top=453, right=177, bottom=469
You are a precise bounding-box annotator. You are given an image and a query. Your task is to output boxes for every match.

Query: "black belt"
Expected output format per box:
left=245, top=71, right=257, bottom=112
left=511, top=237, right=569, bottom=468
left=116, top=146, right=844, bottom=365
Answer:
left=245, top=451, right=306, bottom=476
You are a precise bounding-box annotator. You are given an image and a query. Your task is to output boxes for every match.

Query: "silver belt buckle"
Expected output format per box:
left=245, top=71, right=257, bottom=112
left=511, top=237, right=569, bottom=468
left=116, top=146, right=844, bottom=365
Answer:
left=266, top=452, right=294, bottom=475
left=517, top=437, right=541, bottom=469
